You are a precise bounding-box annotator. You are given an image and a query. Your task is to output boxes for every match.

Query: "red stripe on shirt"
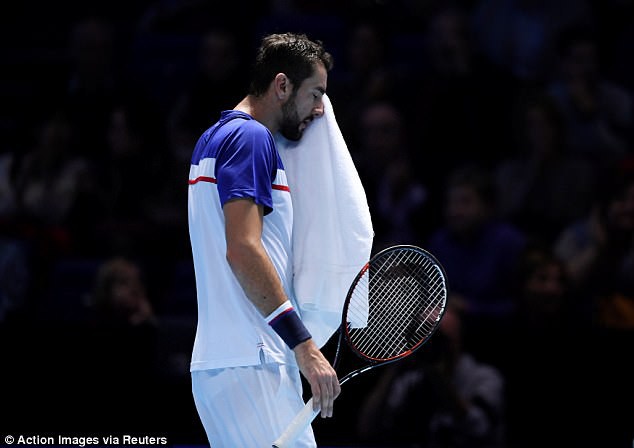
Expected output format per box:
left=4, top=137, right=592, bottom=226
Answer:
left=188, top=176, right=290, bottom=192
left=272, top=184, right=291, bottom=192
left=188, top=176, right=216, bottom=185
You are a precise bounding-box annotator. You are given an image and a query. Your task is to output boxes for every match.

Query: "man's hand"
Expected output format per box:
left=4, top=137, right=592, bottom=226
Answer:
left=293, top=339, right=341, bottom=418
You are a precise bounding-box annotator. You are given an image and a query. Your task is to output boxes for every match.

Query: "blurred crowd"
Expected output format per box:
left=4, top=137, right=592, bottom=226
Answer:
left=1, top=0, right=633, bottom=446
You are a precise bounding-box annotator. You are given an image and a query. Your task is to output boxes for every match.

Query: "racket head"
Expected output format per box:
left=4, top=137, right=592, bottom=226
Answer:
left=341, top=244, right=448, bottom=364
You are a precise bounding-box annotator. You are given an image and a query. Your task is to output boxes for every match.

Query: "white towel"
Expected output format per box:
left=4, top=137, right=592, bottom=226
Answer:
left=276, top=94, right=374, bottom=348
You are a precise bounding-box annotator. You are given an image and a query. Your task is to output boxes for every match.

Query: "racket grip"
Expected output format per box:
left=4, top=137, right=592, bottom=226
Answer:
left=272, top=397, right=319, bottom=448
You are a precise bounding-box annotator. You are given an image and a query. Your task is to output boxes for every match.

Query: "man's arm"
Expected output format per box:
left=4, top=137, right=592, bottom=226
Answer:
left=223, top=198, right=340, bottom=417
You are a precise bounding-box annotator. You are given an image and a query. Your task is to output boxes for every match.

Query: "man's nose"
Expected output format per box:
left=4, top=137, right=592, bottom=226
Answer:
left=313, top=101, right=325, bottom=118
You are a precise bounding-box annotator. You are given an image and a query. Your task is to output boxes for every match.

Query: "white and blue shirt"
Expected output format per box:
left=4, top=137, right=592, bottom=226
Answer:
left=188, top=110, right=296, bottom=371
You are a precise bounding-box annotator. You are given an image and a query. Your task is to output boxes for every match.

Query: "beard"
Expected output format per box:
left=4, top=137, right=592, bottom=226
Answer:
left=279, top=94, right=308, bottom=141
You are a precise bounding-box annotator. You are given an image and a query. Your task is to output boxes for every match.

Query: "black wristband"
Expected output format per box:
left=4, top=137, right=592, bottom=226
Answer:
left=267, top=302, right=312, bottom=349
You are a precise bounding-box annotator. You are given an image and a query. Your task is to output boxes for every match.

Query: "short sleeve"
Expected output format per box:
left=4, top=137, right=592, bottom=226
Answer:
left=215, top=120, right=277, bottom=214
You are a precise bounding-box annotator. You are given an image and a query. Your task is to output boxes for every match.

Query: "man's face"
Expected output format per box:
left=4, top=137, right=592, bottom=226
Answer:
left=279, top=63, right=327, bottom=141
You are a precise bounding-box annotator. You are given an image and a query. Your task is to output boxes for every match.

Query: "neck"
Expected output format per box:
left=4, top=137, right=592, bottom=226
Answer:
left=234, top=94, right=280, bottom=134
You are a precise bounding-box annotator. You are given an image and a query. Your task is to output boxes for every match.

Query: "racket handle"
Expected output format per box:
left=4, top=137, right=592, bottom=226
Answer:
left=272, top=397, right=319, bottom=448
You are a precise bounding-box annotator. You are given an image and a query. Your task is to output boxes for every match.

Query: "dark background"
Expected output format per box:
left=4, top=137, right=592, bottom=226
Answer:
left=1, top=0, right=633, bottom=446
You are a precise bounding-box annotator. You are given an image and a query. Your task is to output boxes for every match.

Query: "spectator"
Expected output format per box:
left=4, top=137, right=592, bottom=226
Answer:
left=89, top=256, right=157, bottom=328
left=81, top=98, right=168, bottom=257
left=61, top=16, right=126, bottom=165
left=470, top=0, right=593, bottom=84
left=504, top=243, right=590, bottom=447
left=495, top=91, right=597, bottom=243
left=167, top=27, right=248, bottom=165
left=13, top=111, right=92, bottom=229
left=553, top=164, right=634, bottom=315
left=84, top=256, right=160, bottom=430
left=10, top=111, right=96, bottom=288
left=407, top=3, right=517, bottom=200
left=351, top=101, right=430, bottom=248
left=547, top=25, right=633, bottom=168
left=357, top=299, right=506, bottom=448
left=426, top=164, right=527, bottom=363
left=512, top=243, right=577, bottom=332
left=328, top=19, right=396, bottom=136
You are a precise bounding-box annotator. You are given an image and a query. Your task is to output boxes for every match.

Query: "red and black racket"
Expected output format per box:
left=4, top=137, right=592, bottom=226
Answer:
left=273, top=244, right=449, bottom=447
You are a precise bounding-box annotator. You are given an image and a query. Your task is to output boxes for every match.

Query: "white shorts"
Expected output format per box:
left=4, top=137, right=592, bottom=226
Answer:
left=191, top=363, right=316, bottom=448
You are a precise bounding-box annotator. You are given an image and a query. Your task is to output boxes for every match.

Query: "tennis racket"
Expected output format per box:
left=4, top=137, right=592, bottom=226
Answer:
left=272, top=244, right=449, bottom=448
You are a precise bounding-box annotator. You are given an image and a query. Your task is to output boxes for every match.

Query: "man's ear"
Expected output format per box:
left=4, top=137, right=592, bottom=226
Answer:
left=274, top=73, right=292, bottom=100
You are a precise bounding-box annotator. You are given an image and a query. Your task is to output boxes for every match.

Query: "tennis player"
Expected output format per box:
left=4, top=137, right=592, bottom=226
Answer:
left=187, top=32, right=340, bottom=447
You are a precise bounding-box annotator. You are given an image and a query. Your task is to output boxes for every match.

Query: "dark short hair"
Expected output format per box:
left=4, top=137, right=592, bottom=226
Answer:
left=248, top=32, right=333, bottom=96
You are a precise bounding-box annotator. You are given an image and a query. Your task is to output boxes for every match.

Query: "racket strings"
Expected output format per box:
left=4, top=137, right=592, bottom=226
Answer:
left=346, top=248, right=447, bottom=361
left=352, top=283, right=417, bottom=358
left=365, top=261, right=441, bottom=356
left=347, top=250, right=425, bottom=337
left=361, top=273, right=443, bottom=359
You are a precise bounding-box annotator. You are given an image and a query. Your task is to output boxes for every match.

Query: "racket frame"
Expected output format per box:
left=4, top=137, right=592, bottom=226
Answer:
left=335, top=244, right=449, bottom=384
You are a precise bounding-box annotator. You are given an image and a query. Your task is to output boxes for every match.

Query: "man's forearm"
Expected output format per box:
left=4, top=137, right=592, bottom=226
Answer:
left=226, top=237, right=289, bottom=316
